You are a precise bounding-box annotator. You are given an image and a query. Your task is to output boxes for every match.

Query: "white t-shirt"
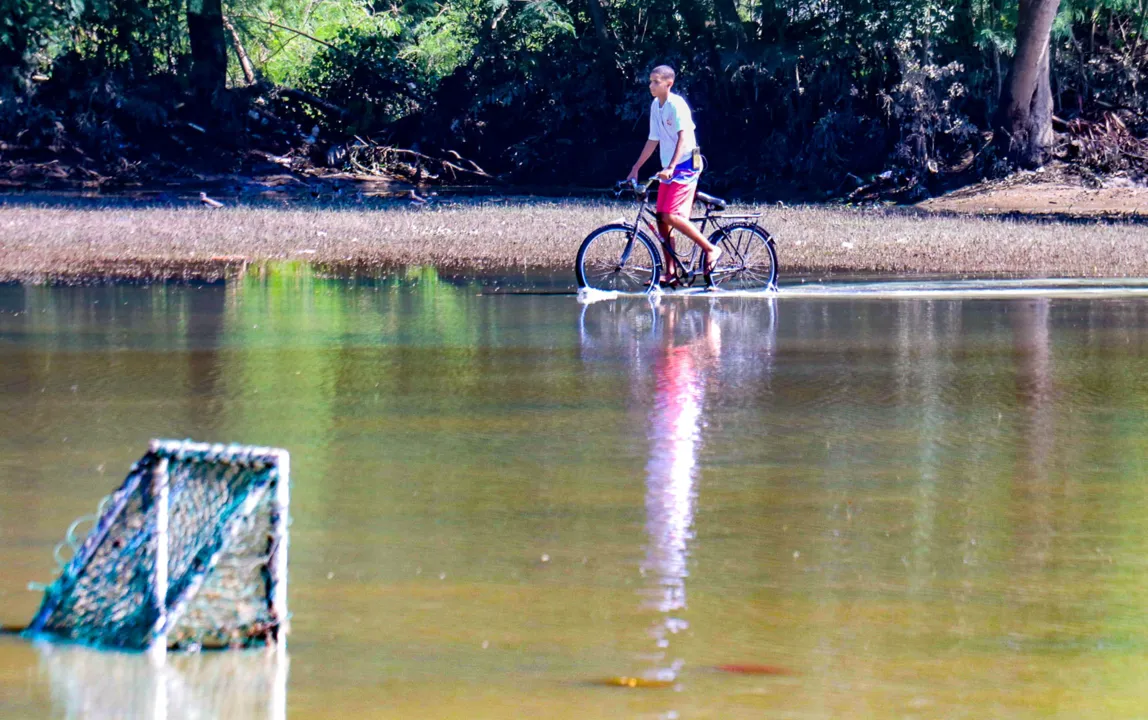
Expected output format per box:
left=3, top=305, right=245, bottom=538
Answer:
left=649, top=93, right=697, bottom=169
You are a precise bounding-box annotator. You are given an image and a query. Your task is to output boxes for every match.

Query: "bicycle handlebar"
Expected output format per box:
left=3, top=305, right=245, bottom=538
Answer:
left=613, top=177, right=659, bottom=197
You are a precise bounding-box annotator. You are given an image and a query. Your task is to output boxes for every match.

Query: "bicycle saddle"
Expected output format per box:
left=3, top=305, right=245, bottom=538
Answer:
left=695, top=192, right=727, bottom=210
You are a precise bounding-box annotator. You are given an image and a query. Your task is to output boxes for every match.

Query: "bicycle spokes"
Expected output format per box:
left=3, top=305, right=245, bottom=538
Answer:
left=709, top=225, right=777, bottom=290
left=577, top=226, right=658, bottom=292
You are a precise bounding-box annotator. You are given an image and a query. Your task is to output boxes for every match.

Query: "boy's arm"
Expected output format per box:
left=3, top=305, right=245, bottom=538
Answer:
left=627, top=140, right=659, bottom=181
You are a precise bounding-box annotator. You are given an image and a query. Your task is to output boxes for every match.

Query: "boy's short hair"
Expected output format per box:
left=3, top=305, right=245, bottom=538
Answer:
left=650, top=65, right=676, bottom=82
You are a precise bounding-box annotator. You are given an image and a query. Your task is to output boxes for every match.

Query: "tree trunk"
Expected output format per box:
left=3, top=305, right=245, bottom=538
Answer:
left=713, top=0, right=747, bottom=48
left=996, top=0, right=1061, bottom=167
left=585, top=0, right=611, bottom=49
left=678, top=0, right=709, bottom=42
left=0, top=41, right=28, bottom=95
left=187, top=0, right=228, bottom=100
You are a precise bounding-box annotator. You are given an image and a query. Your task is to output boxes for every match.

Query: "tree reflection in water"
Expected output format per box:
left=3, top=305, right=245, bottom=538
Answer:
left=1011, top=298, right=1056, bottom=570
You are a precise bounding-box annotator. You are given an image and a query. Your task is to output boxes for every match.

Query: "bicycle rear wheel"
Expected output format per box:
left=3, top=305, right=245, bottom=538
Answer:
left=708, top=223, right=778, bottom=291
left=576, top=224, right=661, bottom=293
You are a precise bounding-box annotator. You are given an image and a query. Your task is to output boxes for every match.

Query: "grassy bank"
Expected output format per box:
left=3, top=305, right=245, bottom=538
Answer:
left=1, top=197, right=1146, bottom=283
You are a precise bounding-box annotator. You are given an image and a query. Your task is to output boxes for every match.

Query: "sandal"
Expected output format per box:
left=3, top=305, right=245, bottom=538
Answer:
left=660, top=250, right=685, bottom=290
left=703, top=246, right=723, bottom=288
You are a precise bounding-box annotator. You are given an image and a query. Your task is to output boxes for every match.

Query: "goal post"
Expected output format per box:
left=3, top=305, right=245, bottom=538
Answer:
left=25, top=440, right=290, bottom=655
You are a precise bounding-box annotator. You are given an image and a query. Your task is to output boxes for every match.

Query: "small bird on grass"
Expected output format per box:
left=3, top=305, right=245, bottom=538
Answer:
left=199, top=192, right=224, bottom=208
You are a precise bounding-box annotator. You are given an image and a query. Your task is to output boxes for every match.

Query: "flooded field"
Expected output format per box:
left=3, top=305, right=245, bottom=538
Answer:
left=2, top=267, right=1148, bottom=718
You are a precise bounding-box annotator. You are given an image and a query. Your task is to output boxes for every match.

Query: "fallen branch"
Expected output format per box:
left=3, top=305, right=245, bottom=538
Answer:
left=223, top=16, right=257, bottom=85
left=275, top=86, right=348, bottom=119
left=343, top=139, right=495, bottom=183
left=1062, top=111, right=1148, bottom=172
left=385, top=146, right=492, bottom=178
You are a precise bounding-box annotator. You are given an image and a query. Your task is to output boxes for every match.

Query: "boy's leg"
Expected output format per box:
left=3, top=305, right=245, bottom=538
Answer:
left=658, top=182, right=722, bottom=274
left=663, top=214, right=716, bottom=252
left=655, top=184, right=687, bottom=283
left=655, top=214, right=681, bottom=282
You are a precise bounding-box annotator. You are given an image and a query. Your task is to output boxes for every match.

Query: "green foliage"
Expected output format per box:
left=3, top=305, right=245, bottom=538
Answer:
left=231, top=0, right=381, bottom=87
left=399, top=8, right=474, bottom=81
left=72, top=0, right=187, bottom=76
left=1053, top=0, right=1148, bottom=115
left=5, top=0, right=1148, bottom=192
left=301, top=18, right=423, bottom=130
left=0, top=0, right=82, bottom=88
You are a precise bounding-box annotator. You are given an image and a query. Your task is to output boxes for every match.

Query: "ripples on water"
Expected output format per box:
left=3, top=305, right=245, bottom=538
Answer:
left=3, top=271, right=1148, bottom=718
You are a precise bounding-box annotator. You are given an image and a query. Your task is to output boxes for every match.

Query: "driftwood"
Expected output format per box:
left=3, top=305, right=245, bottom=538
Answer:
left=1062, top=111, right=1148, bottom=170
left=344, top=139, right=494, bottom=183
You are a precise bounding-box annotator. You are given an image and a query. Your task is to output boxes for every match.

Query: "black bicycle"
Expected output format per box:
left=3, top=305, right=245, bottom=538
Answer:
left=575, top=177, right=778, bottom=293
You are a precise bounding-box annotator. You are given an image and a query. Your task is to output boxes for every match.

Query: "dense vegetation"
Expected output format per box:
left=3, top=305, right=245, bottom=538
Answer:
left=1, top=0, right=1145, bottom=197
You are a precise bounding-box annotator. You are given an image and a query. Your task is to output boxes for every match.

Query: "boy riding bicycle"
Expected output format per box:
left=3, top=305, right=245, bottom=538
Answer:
left=626, top=65, right=722, bottom=288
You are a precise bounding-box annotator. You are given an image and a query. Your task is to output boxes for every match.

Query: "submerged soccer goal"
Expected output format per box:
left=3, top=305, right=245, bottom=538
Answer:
left=25, top=440, right=290, bottom=655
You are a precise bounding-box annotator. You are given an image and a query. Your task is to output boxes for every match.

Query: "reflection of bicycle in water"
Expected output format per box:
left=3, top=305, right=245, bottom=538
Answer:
left=577, top=294, right=660, bottom=360
left=575, top=177, right=779, bottom=294
left=577, top=293, right=777, bottom=360
left=577, top=297, right=777, bottom=688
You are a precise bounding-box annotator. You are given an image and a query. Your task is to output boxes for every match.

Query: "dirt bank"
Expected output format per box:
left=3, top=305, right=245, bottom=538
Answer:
left=917, top=164, right=1148, bottom=218
left=1, top=192, right=1146, bottom=283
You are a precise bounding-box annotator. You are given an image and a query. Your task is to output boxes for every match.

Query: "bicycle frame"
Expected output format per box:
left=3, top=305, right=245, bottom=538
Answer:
left=630, top=181, right=763, bottom=278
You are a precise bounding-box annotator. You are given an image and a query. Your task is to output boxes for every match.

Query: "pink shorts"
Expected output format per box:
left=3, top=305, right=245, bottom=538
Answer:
left=655, top=181, right=697, bottom=218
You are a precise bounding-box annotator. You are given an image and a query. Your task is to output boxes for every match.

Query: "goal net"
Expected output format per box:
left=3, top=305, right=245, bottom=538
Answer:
left=25, top=440, right=290, bottom=654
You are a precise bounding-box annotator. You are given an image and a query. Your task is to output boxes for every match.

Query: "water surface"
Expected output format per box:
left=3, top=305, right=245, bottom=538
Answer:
left=2, top=269, right=1148, bottom=718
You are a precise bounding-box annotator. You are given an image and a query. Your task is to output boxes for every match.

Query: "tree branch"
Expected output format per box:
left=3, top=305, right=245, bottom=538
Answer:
left=230, top=14, right=339, bottom=51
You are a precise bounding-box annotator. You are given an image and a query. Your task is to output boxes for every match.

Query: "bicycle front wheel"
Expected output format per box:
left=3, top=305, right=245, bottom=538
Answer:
left=708, top=223, right=778, bottom=291
left=576, top=224, right=661, bottom=293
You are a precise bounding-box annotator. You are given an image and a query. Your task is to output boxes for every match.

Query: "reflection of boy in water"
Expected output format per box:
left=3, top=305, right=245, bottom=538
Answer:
left=641, top=304, right=721, bottom=680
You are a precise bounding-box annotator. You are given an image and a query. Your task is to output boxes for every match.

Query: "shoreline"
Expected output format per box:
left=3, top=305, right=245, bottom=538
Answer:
left=2, top=194, right=1148, bottom=284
